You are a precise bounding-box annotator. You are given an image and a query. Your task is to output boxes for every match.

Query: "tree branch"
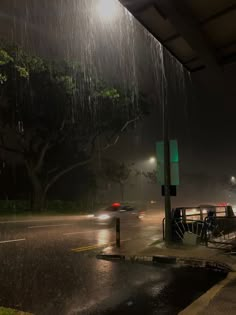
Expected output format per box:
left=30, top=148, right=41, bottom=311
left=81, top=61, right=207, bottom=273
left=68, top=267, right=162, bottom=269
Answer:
left=34, top=142, right=50, bottom=172
left=0, top=133, right=24, bottom=155
left=103, top=116, right=140, bottom=150
left=47, top=167, right=59, bottom=175
left=44, top=156, right=93, bottom=194
left=44, top=136, right=97, bottom=193
left=0, top=144, right=23, bottom=155
left=44, top=116, right=141, bottom=194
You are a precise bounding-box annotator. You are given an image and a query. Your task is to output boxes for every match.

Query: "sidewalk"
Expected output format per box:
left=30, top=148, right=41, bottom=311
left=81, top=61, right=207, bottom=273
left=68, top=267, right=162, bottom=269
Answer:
left=180, top=272, right=236, bottom=315
left=98, top=237, right=236, bottom=314
left=198, top=276, right=236, bottom=314
left=100, top=237, right=236, bottom=270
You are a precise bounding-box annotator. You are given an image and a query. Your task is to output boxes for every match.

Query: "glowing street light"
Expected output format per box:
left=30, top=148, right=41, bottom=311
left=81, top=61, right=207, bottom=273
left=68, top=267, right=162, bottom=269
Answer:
left=96, top=0, right=120, bottom=22
left=231, top=176, right=236, bottom=184
left=149, top=157, right=156, bottom=164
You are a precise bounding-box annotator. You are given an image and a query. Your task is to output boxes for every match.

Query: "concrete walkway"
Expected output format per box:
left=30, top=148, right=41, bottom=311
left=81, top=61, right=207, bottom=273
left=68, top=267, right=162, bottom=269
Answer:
left=102, top=238, right=236, bottom=268
left=99, top=238, right=236, bottom=314
left=180, top=272, right=236, bottom=315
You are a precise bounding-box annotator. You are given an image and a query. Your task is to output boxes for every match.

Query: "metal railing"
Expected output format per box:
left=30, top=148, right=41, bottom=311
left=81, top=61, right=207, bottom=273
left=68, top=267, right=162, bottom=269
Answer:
left=162, top=217, right=166, bottom=240
left=163, top=217, right=205, bottom=243
left=163, top=214, right=236, bottom=250
left=174, top=219, right=205, bottom=241
left=204, top=216, right=236, bottom=249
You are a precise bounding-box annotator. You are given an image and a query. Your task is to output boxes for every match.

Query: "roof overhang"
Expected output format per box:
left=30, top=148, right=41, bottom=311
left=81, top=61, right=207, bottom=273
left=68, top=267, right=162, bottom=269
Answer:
left=119, top=0, right=236, bottom=72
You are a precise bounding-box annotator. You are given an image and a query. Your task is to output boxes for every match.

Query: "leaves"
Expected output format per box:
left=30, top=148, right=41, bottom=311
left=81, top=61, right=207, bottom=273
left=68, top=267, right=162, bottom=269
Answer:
left=0, top=49, right=13, bottom=65
left=0, top=42, right=147, bottom=140
left=0, top=42, right=148, bottom=206
left=25, top=55, right=46, bottom=73
left=0, top=49, right=14, bottom=84
left=15, top=65, right=29, bottom=78
left=0, top=73, right=7, bottom=84
left=55, top=75, right=75, bottom=95
left=99, top=87, right=120, bottom=99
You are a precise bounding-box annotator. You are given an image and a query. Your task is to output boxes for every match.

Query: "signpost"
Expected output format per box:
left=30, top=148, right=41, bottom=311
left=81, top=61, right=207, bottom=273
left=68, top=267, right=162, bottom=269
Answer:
left=156, top=140, right=180, bottom=187
left=156, top=140, right=180, bottom=243
left=161, top=185, right=176, bottom=196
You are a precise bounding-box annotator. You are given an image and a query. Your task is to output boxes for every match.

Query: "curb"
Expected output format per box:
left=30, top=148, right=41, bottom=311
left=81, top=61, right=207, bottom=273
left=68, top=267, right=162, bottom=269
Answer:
left=96, top=254, right=232, bottom=272
left=179, top=271, right=236, bottom=315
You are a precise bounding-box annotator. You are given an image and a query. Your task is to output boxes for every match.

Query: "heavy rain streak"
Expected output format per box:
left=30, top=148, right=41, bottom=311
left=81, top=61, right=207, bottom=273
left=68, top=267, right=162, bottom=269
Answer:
left=0, top=0, right=189, bottom=123
left=0, top=1, right=233, bottom=315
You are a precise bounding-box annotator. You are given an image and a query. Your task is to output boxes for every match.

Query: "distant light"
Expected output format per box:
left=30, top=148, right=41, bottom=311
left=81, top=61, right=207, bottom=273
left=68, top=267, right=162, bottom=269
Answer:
left=96, top=0, right=119, bottom=21
left=98, top=214, right=111, bottom=220
left=187, top=208, right=199, bottom=215
left=149, top=157, right=156, bottom=164
left=232, top=206, right=236, bottom=215
left=112, top=202, right=121, bottom=208
left=150, top=200, right=157, bottom=204
left=218, top=202, right=227, bottom=207
left=231, top=176, right=236, bottom=184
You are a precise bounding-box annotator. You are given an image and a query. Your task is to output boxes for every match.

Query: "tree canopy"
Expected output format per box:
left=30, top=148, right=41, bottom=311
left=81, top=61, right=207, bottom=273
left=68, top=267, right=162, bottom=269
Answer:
left=0, top=43, right=148, bottom=210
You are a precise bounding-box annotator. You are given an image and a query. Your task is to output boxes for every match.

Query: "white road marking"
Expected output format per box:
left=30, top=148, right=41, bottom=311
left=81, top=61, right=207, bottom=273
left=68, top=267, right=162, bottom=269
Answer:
left=0, top=238, right=26, bottom=244
left=28, top=224, right=73, bottom=229
left=63, top=230, right=99, bottom=236
left=0, top=219, right=56, bottom=224
left=0, top=215, right=89, bottom=224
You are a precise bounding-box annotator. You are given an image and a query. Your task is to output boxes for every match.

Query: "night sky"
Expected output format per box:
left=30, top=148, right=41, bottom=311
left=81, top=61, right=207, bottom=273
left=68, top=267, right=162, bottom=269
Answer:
left=0, top=0, right=235, bottom=205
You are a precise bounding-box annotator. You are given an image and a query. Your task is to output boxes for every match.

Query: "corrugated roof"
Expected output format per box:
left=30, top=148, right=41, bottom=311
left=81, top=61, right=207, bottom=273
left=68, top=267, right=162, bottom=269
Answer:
left=120, top=0, right=236, bottom=72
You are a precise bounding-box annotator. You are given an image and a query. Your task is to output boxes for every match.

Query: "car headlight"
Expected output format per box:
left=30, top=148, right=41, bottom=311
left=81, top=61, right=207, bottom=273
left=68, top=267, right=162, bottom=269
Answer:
left=138, top=211, right=145, bottom=219
left=98, top=214, right=111, bottom=220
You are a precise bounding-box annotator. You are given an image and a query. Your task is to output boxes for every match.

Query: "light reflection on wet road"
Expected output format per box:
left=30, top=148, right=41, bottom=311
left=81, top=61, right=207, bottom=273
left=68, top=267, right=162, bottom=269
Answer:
left=0, top=214, right=225, bottom=315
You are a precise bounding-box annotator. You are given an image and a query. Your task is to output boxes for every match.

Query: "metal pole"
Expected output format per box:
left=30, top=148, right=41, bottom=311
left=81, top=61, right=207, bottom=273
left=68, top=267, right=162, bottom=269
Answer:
left=116, top=218, right=120, bottom=248
left=164, top=137, right=172, bottom=243
left=163, top=53, right=172, bottom=244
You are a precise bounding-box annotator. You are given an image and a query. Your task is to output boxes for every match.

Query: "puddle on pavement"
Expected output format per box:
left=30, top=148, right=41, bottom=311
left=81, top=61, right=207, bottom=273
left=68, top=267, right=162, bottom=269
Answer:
left=0, top=252, right=227, bottom=315
left=92, top=266, right=226, bottom=315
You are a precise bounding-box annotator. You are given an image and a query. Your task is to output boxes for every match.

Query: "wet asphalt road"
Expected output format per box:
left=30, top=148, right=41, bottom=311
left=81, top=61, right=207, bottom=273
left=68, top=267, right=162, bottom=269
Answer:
left=0, top=215, right=224, bottom=315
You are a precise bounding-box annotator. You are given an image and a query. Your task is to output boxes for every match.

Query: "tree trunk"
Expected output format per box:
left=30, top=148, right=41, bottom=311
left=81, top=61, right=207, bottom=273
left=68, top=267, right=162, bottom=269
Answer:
left=28, top=170, right=46, bottom=212
left=31, top=183, right=46, bottom=212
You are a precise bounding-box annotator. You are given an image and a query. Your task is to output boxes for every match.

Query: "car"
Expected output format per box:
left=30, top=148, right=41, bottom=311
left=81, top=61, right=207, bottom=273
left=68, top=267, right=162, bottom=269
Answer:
left=93, top=202, right=145, bottom=225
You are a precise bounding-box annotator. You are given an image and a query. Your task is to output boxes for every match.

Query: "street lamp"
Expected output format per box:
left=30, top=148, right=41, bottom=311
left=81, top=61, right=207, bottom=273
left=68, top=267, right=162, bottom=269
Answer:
left=149, top=157, right=156, bottom=164
left=231, top=176, right=236, bottom=184
left=96, top=0, right=120, bottom=21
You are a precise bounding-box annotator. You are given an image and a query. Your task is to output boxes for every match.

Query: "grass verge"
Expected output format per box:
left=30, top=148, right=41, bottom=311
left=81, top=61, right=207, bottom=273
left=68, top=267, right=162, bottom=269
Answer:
left=0, top=307, right=33, bottom=315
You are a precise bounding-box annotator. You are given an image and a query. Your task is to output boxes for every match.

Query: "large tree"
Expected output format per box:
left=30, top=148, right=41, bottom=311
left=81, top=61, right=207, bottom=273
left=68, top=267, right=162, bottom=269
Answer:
left=0, top=43, right=146, bottom=211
